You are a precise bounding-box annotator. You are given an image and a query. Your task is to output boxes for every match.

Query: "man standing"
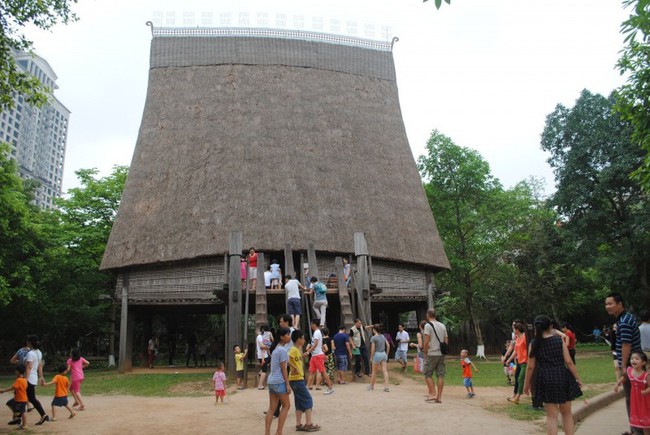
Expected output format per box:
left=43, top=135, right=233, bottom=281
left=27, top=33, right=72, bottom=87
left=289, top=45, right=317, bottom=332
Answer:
left=332, top=325, right=352, bottom=384
left=395, top=324, right=410, bottom=373
left=423, top=308, right=448, bottom=403
left=605, top=292, right=642, bottom=434
left=306, top=320, right=334, bottom=395
left=350, top=319, right=370, bottom=378
left=284, top=275, right=306, bottom=328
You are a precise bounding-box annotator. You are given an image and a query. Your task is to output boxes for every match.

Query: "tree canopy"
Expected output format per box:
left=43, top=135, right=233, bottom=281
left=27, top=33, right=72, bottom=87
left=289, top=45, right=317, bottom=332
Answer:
left=0, top=0, right=78, bottom=109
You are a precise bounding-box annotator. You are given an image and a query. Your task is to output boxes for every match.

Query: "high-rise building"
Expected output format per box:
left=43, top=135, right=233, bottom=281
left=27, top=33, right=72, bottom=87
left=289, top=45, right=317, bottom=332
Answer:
left=0, top=51, right=70, bottom=209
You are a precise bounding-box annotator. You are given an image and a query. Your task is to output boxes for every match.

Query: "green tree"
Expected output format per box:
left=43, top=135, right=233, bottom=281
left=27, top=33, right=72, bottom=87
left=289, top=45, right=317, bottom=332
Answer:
left=418, top=131, right=541, bottom=345
left=541, top=89, right=650, bottom=306
left=0, top=144, right=44, bottom=305
left=0, top=0, right=78, bottom=108
left=616, top=0, right=650, bottom=190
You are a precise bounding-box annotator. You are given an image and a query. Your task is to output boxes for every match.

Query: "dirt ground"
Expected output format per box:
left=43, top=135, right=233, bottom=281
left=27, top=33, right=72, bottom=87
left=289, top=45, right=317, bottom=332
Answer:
left=0, top=369, right=546, bottom=435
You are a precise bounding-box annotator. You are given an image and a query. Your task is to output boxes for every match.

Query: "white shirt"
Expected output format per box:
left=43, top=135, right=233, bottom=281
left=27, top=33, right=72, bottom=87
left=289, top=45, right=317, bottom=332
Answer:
left=396, top=331, right=410, bottom=351
left=26, top=349, right=42, bottom=385
left=640, top=323, right=650, bottom=351
left=285, top=279, right=302, bottom=300
left=256, top=334, right=266, bottom=359
left=311, top=329, right=323, bottom=356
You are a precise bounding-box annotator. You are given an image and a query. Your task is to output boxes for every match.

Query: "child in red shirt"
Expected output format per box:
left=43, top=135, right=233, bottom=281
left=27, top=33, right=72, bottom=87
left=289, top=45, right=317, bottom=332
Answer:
left=44, top=365, right=76, bottom=420
left=1, top=364, right=28, bottom=428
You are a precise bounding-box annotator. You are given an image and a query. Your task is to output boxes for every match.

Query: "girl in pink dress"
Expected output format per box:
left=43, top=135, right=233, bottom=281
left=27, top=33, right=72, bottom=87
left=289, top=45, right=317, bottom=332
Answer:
left=66, top=349, right=89, bottom=411
left=615, top=351, right=650, bottom=434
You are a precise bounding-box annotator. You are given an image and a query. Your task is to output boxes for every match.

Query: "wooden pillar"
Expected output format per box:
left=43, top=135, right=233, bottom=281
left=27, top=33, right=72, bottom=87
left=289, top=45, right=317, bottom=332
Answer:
left=354, top=233, right=372, bottom=327
left=425, top=270, right=434, bottom=309
left=226, top=232, right=243, bottom=377
left=307, top=244, right=319, bottom=335
left=118, top=272, right=133, bottom=373
left=335, top=257, right=354, bottom=330
left=255, top=252, right=267, bottom=332
left=284, top=244, right=294, bottom=313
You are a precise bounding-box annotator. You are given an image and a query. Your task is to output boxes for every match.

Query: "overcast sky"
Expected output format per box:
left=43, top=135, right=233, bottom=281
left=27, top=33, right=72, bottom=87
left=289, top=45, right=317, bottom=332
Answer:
left=24, top=0, right=630, bottom=195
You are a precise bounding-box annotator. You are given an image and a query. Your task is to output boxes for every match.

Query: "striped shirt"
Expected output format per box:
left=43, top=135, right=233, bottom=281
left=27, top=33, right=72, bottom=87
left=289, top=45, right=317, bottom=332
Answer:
left=615, top=311, right=641, bottom=367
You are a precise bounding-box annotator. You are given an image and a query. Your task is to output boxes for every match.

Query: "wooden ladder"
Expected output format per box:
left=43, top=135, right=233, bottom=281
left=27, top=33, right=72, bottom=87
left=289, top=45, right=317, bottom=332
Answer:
left=335, top=256, right=354, bottom=330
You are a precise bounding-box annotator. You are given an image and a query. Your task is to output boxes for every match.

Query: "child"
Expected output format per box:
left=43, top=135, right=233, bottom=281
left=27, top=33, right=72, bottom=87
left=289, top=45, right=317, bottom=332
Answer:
left=1, top=364, right=28, bottom=428
left=460, top=349, right=478, bottom=398
left=502, top=340, right=513, bottom=385
left=288, top=330, right=321, bottom=432
left=44, top=365, right=76, bottom=420
left=213, top=361, right=227, bottom=404
left=615, top=351, right=650, bottom=433
left=234, top=345, right=248, bottom=390
left=66, top=349, right=89, bottom=411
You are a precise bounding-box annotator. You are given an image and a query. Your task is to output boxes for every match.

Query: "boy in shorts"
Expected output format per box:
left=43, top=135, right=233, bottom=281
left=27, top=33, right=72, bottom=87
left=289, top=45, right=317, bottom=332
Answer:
left=234, top=345, right=248, bottom=390
left=460, top=349, right=478, bottom=398
left=288, top=330, right=321, bottom=432
left=1, top=364, right=28, bottom=428
left=44, top=365, right=76, bottom=420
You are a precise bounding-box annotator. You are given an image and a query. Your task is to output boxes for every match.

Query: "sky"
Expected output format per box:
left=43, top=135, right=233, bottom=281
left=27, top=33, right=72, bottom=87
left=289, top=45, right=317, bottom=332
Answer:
left=24, top=0, right=631, bottom=196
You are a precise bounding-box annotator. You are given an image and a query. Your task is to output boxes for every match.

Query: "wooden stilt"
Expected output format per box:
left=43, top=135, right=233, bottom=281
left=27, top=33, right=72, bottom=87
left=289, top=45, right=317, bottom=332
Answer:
left=118, top=272, right=132, bottom=373
left=335, top=256, right=354, bottom=330
left=226, top=232, right=243, bottom=377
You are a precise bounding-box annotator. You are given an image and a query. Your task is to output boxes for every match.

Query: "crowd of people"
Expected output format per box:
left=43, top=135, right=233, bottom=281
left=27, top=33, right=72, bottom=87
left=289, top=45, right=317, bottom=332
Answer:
left=2, top=335, right=88, bottom=429
left=5, top=273, right=650, bottom=435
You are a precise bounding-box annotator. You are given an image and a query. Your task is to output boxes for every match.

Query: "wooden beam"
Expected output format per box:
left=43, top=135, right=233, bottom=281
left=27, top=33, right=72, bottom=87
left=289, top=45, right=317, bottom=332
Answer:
left=306, top=244, right=319, bottom=335
left=335, top=257, right=354, bottom=330
left=118, top=272, right=131, bottom=373
left=226, top=232, right=243, bottom=378
left=354, top=233, right=372, bottom=327
left=255, top=252, right=267, bottom=332
left=284, top=243, right=295, bottom=278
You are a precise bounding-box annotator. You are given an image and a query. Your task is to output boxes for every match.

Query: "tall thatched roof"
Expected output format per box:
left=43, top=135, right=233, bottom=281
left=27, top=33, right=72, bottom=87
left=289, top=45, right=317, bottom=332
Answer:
left=101, top=29, right=449, bottom=271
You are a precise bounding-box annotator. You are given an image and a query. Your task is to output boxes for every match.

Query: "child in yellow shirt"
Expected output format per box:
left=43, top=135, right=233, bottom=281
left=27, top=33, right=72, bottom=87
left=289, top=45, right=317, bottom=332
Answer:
left=44, top=365, right=76, bottom=420
left=288, top=330, right=321, bottom=432
left=234, top=345, right=248, bottom=390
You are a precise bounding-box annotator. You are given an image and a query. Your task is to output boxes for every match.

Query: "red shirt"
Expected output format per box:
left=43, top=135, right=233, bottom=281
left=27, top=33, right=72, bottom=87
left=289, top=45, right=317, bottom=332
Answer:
left=566, top=330, right=576, bottom=350
left=461, top=358, right=473, bottom=378
left=248, top=252, right=257, bottom=267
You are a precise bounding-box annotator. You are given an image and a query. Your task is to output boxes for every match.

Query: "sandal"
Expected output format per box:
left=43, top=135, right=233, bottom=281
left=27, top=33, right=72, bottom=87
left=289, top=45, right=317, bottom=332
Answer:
left=296, top=424, right=306, bottom=431
left=304, top=424, right=321, bottom=432
left=383, top=387, right=390, bottom=392
left=507, top=397, right=519, bottom=404
left=69, top=413, right=76, bottom=419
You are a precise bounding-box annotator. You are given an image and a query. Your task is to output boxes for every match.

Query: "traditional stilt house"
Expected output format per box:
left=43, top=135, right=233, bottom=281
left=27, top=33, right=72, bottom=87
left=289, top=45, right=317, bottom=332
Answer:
left=100, top=25, right=449, bottom=372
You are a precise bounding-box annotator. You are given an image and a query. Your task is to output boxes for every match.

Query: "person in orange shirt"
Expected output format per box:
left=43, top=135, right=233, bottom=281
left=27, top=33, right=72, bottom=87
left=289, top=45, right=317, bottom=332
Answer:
left=1, top=364, right=28, bottom=428
left=506, top=323, right=528, bottom=404
left=43, top=365, right=76, bottom=420
left=460, top=349, right=479, bottom=398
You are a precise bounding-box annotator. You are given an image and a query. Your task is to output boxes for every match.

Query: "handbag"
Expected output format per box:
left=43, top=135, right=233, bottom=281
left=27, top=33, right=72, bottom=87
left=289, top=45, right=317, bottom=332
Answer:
left=428, top=322, right=449, bottom=355
left=413, top=355, right=422, bottom=373
left=352, top=347, right=361, bottom=356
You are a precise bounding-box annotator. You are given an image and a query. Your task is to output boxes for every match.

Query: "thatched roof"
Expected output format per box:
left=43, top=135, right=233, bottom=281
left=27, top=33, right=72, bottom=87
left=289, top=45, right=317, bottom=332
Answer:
left=101, top=31, right=449, bottom=271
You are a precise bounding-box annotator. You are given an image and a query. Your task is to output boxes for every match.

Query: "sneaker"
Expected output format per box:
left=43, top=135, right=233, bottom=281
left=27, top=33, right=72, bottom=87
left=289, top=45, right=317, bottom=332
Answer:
left=324, top=388, right=334, bottom=395
left=469, top=393, right=476, bottom=398
left=8, top=419, right=20, bottom=425
left=466, top=393, right=472, bottom=399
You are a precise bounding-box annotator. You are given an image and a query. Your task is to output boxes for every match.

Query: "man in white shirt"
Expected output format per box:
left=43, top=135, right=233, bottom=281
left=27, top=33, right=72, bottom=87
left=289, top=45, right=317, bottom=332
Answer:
left=395, top=324, right=410, bottom=373
left=305, top=320, right=334, bottom=395
left=256, top=325, right=270, bottom=389
left=284, top=275, right=306, bottom=327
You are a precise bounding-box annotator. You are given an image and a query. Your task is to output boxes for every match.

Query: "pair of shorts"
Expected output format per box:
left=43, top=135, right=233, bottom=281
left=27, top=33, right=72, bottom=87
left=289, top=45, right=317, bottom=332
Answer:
left=52, top=396, right=69, bottom=407
left=395, top=349, right=408, bottom=363
left=423, top=355, right=446, bottom=378
left=268, top=383, right=288, bottom=395
left=259, top=357, right=270, bottom=373
left=287, top=298, right=302, bottom=315
left=463, top=377, right=473, bottom=388
left=250, top=267, right=257, bottom=277
left=372, top=351, right=388, bottom=364
left=309, top=354, right=326, bottom=374
left=237, top=370, right=244, bottom=379
left=290, top=380, right=313, bottom=412
left=7, top=400, right=26, bottom=413
left=335, top=354, right=348, bottom=371
left=215, top=389, right=226, bottom=398
left=70, top=378, right=83, bottom=393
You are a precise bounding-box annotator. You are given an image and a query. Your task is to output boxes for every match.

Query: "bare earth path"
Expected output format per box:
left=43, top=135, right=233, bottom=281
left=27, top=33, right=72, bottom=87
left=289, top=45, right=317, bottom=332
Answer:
left=0, top=370, right=545, bottom=435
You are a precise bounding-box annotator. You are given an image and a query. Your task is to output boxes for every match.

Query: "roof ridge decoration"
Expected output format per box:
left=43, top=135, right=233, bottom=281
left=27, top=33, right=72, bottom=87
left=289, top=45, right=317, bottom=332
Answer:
left=145, top=21, right=398, bottom=52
